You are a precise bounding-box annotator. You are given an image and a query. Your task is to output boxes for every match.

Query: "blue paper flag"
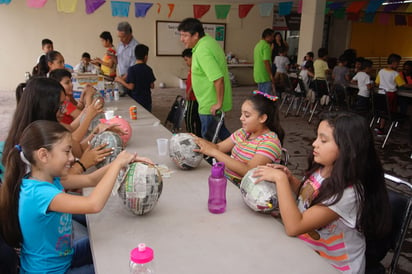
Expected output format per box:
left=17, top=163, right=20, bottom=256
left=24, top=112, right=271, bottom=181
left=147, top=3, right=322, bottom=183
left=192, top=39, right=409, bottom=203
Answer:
left=259, top=3, right=273, bottom=17
left=328, top=1, right=345, bottom=10
left=0, top=0, right=12, bottom=4
left=111, top=1, right=130, bottom=17
left=279, top=1, right=293, bottom=16
left=135, top=2, right=153, bottom=17
left=366, top=0, right=384, bottom=13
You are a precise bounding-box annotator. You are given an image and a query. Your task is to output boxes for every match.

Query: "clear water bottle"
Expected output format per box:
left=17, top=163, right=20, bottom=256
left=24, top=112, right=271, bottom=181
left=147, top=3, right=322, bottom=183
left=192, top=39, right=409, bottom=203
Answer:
left=208, top=162, right=227, bottom=214
left=130, top=243, right=155, bottom=274
left=114, top=83, right=120, bottom=101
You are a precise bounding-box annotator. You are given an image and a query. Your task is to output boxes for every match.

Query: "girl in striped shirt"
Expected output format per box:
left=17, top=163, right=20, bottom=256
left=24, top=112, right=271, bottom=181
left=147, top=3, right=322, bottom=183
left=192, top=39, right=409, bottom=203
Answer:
left=253, top=112, right=391, bottom=273
left=195, top=91, right=284, bottom=185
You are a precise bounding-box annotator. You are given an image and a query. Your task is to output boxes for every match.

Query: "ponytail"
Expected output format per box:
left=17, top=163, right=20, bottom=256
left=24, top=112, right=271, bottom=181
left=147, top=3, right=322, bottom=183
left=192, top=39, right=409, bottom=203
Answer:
left=0, top=146, right=26, bottom=247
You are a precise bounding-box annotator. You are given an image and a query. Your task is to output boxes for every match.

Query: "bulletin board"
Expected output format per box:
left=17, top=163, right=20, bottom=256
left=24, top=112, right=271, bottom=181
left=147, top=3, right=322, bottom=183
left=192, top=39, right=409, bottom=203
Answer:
left=156, top=20, right=226, bottom=56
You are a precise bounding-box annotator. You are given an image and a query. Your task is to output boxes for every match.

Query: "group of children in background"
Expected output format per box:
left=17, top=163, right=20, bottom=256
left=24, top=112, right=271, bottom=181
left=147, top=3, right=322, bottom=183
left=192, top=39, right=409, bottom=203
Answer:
left=294, top=47, right=412, bottom=136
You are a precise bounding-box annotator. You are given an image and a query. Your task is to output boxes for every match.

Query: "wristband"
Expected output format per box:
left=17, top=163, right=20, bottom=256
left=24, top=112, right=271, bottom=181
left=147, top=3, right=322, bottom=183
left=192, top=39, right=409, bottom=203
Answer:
left=75, top=159, right=86, bottom=172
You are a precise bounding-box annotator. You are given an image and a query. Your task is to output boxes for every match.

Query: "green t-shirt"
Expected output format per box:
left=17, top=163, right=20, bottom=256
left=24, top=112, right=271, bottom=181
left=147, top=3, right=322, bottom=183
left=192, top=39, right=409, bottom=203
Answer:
left=253, top=39, right=272, bottom=83
left=191, top=34, right=232, bottom=115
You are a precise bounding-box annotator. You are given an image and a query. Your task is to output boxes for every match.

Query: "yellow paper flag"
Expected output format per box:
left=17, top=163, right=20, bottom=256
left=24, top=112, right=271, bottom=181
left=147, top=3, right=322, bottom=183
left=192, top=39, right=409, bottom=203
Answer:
left=57, top=0, right=78, bottom=13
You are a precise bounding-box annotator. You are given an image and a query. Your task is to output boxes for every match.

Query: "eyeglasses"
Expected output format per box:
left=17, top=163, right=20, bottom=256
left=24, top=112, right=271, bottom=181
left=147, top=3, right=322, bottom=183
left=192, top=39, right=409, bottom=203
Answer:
left=58, top=104, right=66, bottom=113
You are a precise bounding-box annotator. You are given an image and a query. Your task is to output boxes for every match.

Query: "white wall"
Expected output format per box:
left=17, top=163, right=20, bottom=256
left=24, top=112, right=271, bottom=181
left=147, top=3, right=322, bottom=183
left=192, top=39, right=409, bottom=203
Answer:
left=0, top=1, right=272, bottom=91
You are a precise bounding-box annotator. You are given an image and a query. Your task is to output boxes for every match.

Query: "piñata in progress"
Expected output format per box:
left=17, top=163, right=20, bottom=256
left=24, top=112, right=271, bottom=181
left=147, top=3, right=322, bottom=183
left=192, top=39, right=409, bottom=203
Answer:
left=117, top=162, right=163, bottom=215
left=240, top=168, right=278, bottom=213
left=169, top=133, right=202, bottom=169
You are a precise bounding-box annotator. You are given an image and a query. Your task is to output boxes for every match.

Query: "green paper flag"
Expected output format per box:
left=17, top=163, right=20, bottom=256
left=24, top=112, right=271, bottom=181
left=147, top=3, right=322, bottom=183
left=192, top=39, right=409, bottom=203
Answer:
left=215, top=4, right=230, bottom=19
left=334, top=8, right=345, bottom=19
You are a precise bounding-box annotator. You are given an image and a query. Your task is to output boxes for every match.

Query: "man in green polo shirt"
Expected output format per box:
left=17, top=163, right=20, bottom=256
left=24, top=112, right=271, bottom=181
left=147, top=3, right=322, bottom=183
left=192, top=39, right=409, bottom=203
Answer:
left=253, top=28, right=275, bottom=94
left=178, top=18, right=232, bottom=141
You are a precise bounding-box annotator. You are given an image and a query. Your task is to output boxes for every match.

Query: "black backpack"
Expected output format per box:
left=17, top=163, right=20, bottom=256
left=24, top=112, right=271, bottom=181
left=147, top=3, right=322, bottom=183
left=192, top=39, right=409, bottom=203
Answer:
left=164, top=95, right=186, bottom=133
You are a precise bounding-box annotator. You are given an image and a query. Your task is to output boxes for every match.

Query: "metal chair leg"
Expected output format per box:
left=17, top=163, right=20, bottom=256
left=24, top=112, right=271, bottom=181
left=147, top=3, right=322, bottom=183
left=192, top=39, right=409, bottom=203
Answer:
left=308, top=101, right=318, bottom=124
left=382, top=121, right=395, bottom=149
left=285, top=96, right=295, bottom=117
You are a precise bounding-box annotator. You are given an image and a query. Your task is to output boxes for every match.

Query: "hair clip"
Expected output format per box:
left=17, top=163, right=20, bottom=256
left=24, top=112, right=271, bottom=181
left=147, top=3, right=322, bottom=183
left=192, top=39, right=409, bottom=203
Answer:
left=15, top=144, right=22, bottom=152
left=252, top=90, right=279, bottom=102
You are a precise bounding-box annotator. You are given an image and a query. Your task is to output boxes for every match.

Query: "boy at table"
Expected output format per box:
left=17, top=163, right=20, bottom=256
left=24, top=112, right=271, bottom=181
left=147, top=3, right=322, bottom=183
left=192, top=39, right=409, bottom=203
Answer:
left=115, top=44, right=156, bottom=112
left=374, top=54, right=411, bottom=135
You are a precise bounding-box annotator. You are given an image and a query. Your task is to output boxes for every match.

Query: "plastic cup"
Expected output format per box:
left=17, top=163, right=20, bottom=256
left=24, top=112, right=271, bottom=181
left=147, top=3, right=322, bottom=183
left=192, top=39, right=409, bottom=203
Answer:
left=105, top=110, right=115, bottom=120
left=156, top=138, right=168, bottom=156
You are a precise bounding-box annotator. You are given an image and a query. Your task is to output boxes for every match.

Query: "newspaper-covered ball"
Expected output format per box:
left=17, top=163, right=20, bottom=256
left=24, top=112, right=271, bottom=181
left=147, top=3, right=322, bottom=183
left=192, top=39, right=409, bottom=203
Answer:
left=169, top=133, right=202, bottom=169
left=117, top=162, right=163, bottom=215
left=90, top=131, right=123, bottom=169
left=240, top=168, right=278, bottom=213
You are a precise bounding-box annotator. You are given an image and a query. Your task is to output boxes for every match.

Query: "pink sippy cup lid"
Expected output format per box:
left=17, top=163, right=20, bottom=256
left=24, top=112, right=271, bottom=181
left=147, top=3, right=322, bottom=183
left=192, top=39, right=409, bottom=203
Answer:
left=130, top=243, right=154, bottom=264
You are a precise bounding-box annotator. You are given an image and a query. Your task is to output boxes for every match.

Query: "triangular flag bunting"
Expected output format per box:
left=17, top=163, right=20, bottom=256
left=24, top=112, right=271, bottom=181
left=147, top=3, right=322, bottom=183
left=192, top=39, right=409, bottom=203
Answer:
left=239, top=4, right=254, bottom=19
left=366, top=0, right=384, bottom=13
left=395, top=14, right=407, bottom=25
left=334, top=8, right=345, bottom=19
left=57, top=0, right=78, bottom=13
left=27, top=0, right=47, bottom=8
left=328, top=1, right=345, bottom=10
left=0, top=0, right=12, bottom=4
left=111, top=1, right=130, bottom=17
left=135, top=2, right=152, bottom=17
left=86, top=0, right=105, bottom=14
left=259, top=3, right=273, bottom=17
left=193, top=4, right=210, bottom=19
left=156, top=3, right=161, bottom=13
left=325, top=1, right=333, bottom=14
left=215, top=4, right=231, bottom=19
left=346, top=1, right=367, bottom=13
left=168, top=3, right=174, bottom=18
left=279, top=1, right=293, bottom=16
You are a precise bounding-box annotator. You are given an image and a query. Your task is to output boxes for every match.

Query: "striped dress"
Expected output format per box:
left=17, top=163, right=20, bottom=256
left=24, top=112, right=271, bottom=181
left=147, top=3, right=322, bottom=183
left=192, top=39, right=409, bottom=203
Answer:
left=297, top=169, right=365, bottom=273
left=225, top=128, right=282, bottom=184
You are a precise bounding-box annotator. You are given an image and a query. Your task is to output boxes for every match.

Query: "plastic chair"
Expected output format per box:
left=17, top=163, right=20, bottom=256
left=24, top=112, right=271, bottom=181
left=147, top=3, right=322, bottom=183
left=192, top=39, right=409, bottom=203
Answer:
left=365, top=174, right=412, bottom=274
left=307, top=79, right=330, bottom=124
left=284, top=77, right=308, bottom=117
left=280, top=147, right=290, bottom=166
left=369, top=91, right=408, bottom=148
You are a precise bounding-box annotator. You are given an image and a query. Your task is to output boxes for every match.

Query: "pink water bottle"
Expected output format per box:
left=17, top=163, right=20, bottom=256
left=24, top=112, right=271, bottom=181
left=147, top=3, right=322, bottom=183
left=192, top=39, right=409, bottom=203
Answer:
left=208, top=162, right=227, bottom=214
left=130, top=243, right=155, bottom=274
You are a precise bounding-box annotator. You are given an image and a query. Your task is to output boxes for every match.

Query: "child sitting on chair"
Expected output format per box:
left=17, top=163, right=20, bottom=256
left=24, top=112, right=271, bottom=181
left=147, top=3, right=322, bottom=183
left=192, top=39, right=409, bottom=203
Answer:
left=194, top=91, right=284, bottom=185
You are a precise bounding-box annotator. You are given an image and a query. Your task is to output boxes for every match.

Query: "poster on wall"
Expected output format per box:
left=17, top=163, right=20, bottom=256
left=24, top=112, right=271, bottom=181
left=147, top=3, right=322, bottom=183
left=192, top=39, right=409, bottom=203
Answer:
left=156, top=20, right=226, bottom=56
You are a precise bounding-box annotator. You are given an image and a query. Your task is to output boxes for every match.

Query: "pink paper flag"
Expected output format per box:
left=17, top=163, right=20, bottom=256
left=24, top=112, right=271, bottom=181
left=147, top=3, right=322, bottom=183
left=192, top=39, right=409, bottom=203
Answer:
left=26, top=0, right=47, bottom=8
left=298, top=0, right=302, bottom=14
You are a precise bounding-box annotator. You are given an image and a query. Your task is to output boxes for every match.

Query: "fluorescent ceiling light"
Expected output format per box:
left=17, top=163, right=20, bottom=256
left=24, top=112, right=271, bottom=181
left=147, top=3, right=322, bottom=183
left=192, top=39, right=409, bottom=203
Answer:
left=382, top=0, right=412, bottom=5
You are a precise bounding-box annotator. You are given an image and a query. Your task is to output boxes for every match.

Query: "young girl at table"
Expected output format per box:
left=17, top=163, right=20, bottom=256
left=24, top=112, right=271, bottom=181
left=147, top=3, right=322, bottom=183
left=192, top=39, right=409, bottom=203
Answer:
left=194, top=90, right=284, bottom=185
left=34, top=50, right=65, bottom=77
left=2, top=77, right=112, bottom=174
left=253, top=112, right=391, bottom=273
left=49, top=69, right=82, bottom=125
left=0, top=120, right=152, bottom=273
